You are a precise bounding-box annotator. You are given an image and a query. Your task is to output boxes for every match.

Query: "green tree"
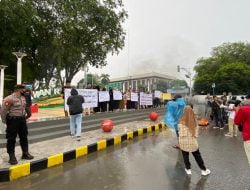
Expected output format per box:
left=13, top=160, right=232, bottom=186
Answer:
left=170, top=80, right=188, bottom=88
left=214, top=63, right=250, bottom=94
left=100, top=74, right=110, bottom=86
left=156, top=80, right=168, bottom=92
left=194, top=42, right=250, bottom=94
left=0, top=0, right=127, bottom=92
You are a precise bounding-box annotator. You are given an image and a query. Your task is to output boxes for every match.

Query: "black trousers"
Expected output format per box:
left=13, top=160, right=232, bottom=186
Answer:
left=6, top=117, right=29, bottom=154
left=181, top=149, right=206, bottom=170
left=214, top=111, right=224, bottom=128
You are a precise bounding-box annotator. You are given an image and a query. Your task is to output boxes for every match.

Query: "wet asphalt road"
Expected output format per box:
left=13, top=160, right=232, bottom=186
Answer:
left=1, top=125, right=249, bottom=190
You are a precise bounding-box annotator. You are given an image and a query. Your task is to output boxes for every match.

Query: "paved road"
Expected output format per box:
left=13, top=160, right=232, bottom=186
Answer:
left=1, top=124, right=249, bottom=190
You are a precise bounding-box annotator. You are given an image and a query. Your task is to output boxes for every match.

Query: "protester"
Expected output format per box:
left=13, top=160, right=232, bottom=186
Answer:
left=179, top=106, right=211, bottom=175
left=100, top=88, right=108, bottom=112
left=211, top=96, right=224, bottom=129
left=164, top=94, right=185, bottom=149
left=221, top=96, right=228, bottom=124
left=23, top=83, right=34, bottom=119
left=61, top=80, right=71, bottom=117
left=234, top=93, right=250, bottom=166
left=241, top=94, right=250, bottom=106
left=67, top=88, right=84, bottom=141
left=108, top=88, right=114, bottom=112
left=1, top=84, right=34, bottom=165
left=126, top=89, right=132, bottom=110
left=119, top=91, right=126, bottom=111
left=225, top=97, right=238, bottom=137
left=205, top=95, right=213, bottom=121
left=93, top=85, right=100, bottom=113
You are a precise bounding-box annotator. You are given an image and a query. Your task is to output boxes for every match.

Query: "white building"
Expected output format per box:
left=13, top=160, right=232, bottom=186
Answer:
left=108, top=72, right=177, bottom=92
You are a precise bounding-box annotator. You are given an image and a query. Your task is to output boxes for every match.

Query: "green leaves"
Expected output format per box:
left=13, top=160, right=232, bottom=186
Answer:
left=0, top=0, right=127, bottom=91
left=194, top=42, right=250, bottom=94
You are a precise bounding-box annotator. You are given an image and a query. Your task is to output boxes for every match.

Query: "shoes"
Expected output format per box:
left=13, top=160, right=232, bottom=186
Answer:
left=8, top=154, right=18, bottom=165
left=213, top=126, right=219, bottom=129
left=220, top=127, right=224, bottom=130
left=71, top=135, right=76, bottom=138
left=225, top=133, right=233, bottom=137
left=185, top=168, right=192, bottom=175
left=201, top=169, right=211, bottom=176
left=77, top=136, right=81, bottom=141
left=172, top=144, right=180, bottom=149
left=22, top=153, right=34, bottom=160
left=234, top=134, right=237, bottom=137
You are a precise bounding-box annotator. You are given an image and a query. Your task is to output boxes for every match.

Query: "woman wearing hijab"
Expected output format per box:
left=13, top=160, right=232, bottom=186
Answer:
left=179, top=106, right=210, bottom=176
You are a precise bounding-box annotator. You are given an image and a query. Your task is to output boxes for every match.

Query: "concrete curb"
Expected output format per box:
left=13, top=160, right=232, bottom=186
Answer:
left=0, top=122, right=165, bottom=182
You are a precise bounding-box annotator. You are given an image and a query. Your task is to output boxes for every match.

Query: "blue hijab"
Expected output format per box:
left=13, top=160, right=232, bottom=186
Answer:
left=164, top=98, right=186, bottom=131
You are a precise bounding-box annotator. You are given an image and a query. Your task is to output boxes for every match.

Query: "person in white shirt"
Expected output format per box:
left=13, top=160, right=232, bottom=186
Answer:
left=225, top=97, right=238, bottom=137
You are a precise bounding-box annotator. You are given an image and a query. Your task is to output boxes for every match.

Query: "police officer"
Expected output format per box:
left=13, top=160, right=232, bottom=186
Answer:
left=1, top=84, right=34, bottom=165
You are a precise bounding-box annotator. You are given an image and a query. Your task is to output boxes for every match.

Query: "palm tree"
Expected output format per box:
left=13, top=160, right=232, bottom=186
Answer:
left=100, top=74, right=110, bottom=86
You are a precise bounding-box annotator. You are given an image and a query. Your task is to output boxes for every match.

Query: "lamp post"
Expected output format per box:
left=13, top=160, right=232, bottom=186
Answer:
left=0, top=65, right=7, bottom=135
left=0, top=65, right=7, bottom=105
left=12, top=51, right=27, bottom=84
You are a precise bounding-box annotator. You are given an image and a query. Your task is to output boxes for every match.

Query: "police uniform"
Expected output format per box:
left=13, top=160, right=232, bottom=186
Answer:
left=1, top=93, right=33, bottom=164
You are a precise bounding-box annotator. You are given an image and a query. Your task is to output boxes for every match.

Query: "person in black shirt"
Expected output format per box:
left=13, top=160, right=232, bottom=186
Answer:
left=23, top=83, right=33, bottom=119
left=211, top=96, right=224, bottom=129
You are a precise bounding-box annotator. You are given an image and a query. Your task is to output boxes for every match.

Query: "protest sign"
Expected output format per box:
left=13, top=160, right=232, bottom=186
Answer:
left=99, top=91, right=110, bottom=102
left=113, top=91, right=123, bottom=100
left=140, top=92, right=153, bottom=105
left=64, top=89, right=98, bottom=110
left=131, top=92, right=139, bottom=102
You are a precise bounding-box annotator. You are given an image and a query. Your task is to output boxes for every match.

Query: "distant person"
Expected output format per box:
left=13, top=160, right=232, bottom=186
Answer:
left=67, top=88, right=84, bottom=141
left=241, top=94, right=250, bottom=106
left=234, top=94, right=250, bottom=166
left=211, top=96, right=224, bottom=129
left=61, top=80, right=71, bottom=117
left=126, top=88, right=132, bottom=110
left=225, top=97, right=238, bottom=137
left=100, top=88, right=108, bottom=112
left=108, top=88, right=114, bottom=112
left=179, top=106, right=211, bottom=176
left=23, top=83, right=34, bottom=119
left=205, top=96, right=213, bottom=121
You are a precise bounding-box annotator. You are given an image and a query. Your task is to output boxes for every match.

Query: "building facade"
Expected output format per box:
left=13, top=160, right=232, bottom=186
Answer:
left=107, top=72, right=176, bottom=92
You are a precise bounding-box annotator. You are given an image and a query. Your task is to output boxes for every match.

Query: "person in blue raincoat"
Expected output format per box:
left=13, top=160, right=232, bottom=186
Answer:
left=164, top=94, right=186, bottom=148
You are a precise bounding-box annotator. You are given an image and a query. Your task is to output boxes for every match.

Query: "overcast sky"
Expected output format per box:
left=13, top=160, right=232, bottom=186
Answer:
left=72, top=0, right=250, bottom=85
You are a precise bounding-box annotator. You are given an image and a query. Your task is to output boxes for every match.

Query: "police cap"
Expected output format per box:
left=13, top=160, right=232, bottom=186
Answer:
left=14, top=84, right=25, bottom=91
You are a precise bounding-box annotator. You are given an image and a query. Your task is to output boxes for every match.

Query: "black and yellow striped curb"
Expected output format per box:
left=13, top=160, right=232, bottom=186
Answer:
left=0, top=123, right=166, bottom=182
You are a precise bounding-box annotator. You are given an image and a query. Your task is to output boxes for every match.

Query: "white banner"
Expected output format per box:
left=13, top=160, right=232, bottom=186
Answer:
left=113, top=91, right=122, bottom=100
left=154, top=90, right=162, bottom=98
left=140, top=92, right=153, bottom=106
left=131, top=92, right=139, bottom=102
left=99, top=91, right=110, bottom=102
left=64, top=89, right=98, bottom=110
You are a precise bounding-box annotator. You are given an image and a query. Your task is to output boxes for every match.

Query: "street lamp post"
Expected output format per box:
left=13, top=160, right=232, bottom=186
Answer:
left=0, top=65, right=7, bottom=135
left=0, top=65, right=7, bottom=104
left=212, top=83, right=216, bottom=95
left=12, top=51, right=27, bottom=84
